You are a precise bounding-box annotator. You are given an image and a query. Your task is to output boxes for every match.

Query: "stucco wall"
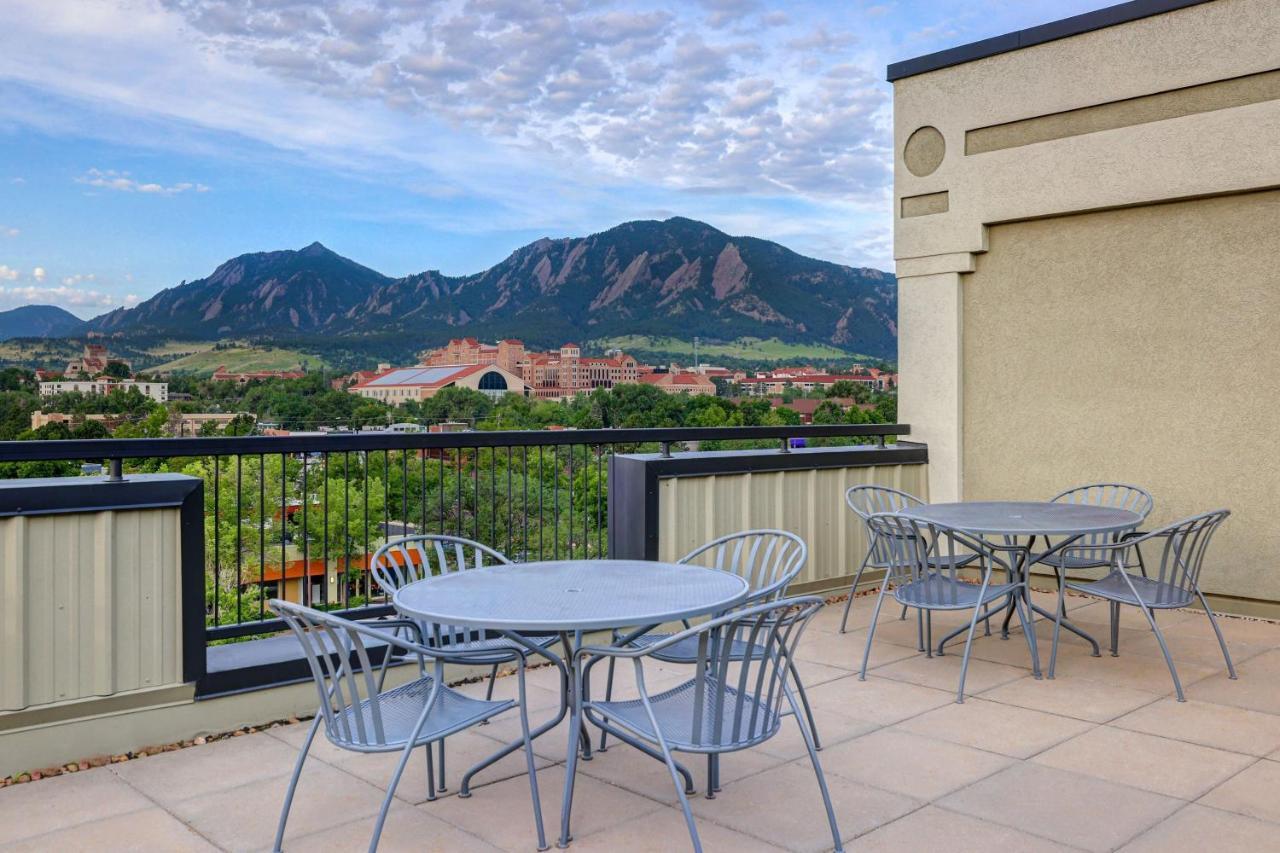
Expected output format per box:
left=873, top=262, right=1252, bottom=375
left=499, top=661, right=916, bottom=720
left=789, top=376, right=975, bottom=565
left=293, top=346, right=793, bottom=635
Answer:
left=962, top=190, right=1280, bottom=603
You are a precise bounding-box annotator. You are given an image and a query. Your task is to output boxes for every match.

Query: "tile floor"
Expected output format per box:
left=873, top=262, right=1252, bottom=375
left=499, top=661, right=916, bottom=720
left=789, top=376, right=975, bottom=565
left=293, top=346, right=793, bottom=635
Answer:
left=4, top=591, right=1279, bottom=852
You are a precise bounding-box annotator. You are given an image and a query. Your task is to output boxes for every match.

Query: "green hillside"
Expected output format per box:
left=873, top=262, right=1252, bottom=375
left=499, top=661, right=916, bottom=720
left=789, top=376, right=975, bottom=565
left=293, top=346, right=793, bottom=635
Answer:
left=589, top=335, right=875, bottom=363
left=152, top=346, right=328, bottom=376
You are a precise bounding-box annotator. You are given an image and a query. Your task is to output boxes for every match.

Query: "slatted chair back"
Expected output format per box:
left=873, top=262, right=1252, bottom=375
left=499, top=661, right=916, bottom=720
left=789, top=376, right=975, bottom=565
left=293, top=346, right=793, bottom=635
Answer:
left=1049, top=483, right=1154, bottom=564
left=677, top=529, right=807, bottom=603
left=1108, top=509, right=1230, bottom=605
left=679, top=596, right=823, bottom=748
left=369, top=534, right=511, bottom=650
left=269, top=599, right=434, bottom=750
left=865, top=513, right=998, bottom=607
left=844, top=484, right=926, bottom=520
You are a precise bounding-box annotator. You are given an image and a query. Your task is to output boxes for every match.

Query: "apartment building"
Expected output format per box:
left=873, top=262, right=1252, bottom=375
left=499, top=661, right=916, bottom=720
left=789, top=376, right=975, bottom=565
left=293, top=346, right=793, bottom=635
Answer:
left=39, top=378, right=168, bottom=402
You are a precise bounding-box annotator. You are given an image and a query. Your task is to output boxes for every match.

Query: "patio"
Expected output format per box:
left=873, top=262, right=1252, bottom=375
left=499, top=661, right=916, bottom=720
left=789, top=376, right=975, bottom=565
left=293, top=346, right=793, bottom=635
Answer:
left=5, top=589, right=1279, bottom=853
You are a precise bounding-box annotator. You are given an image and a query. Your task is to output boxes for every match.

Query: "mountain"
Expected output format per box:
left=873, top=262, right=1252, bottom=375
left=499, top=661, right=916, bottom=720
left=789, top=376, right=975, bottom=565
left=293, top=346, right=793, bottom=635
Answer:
left=90, top=242, right=391, bottom=337
left=0, top=304, right=87, bottom=340
left=87, top=220, right=898, bottom=358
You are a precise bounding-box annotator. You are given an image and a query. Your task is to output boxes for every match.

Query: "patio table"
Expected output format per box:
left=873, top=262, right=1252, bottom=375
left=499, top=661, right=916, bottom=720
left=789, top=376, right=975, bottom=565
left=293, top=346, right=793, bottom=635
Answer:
left=392, top=558, right=750, bottom=849
left=899, top=501, right=1142, bottom=658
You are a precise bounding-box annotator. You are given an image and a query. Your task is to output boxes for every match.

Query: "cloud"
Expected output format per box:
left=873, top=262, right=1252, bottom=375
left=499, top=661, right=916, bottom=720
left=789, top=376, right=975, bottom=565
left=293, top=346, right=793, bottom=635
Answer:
left=60, top=272, right=95, bottom=286
left=0, top=265, right=18, bottom=281
left=32, top=266, right=46, bottom=282
left=1, top=226, right=18, bottom=238
left=0, top=284, right=139, bottom=312
left=77, top=168, right=210, bottom=194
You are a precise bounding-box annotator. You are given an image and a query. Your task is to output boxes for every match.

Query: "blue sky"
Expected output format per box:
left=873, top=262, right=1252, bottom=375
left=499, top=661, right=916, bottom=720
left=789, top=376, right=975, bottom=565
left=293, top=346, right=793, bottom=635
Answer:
left=0, top=0, right=1108, bottom=317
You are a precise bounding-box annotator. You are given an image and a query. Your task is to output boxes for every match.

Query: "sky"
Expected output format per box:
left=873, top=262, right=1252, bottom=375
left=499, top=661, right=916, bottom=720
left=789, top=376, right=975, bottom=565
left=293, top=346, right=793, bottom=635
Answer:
left=0, top=0, right=1110, bottom=317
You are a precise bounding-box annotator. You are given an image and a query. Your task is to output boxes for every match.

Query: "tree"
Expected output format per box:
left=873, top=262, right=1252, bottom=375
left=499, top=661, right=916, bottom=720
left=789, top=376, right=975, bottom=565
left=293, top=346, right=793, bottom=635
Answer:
left=224, top=413, right=256, bottom=436
left=101, top=361, right=132, bottom=380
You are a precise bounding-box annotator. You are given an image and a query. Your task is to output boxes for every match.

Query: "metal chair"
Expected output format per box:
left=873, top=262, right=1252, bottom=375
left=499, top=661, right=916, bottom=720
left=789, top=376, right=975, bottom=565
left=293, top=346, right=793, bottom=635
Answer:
left=1031, top=483, right=1154, bottom=650
left=369, top=535, right=562, bottom=796
left=576, top=596, right=843, bottom=853
left=1049, top=509, right=1235, bottom=701
left=267, top=600, right=547, bottom=852
left=859, top=513, right=1040, bottom=702
left=841, top=485, right=976, bottom=634
left=1034, top=483, right=1154, bottom=572
left=597, top=530, right=817, bottom=773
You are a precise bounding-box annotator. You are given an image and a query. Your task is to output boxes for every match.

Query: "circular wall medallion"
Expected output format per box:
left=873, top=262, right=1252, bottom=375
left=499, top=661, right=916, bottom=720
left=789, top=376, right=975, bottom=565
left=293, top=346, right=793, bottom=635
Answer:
left=903, top=126, right=945, bottom=177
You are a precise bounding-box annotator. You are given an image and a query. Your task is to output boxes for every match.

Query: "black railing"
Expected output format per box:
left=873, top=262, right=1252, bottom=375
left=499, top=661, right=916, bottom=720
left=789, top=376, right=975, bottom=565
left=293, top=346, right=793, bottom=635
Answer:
left=0, top=424, right=910, bottom=645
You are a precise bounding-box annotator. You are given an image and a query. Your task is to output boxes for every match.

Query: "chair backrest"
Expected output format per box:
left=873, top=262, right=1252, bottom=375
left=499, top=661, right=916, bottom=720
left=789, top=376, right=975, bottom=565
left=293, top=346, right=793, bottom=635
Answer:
left=269, top=599, right=436, bottom=749
left=865, top=513, right=1001, bottom=607
left=370, top=534, right=511, bottom=594
left=655, top=596, right=824, bottom=748
left=844, top=485, right=926, bottom=521
left=677, top=529, right=807, bottom=602
left=1112, top=509, right=1230, bottom=603
left=1049, top=483, right=1155, bottom=563
left=369, top=535, right=511, bottom=648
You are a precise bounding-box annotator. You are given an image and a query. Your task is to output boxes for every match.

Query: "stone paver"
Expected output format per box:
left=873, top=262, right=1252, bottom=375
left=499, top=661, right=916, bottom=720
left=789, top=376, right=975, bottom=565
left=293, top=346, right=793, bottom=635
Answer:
left=5, top=594, right=1279, bottom=852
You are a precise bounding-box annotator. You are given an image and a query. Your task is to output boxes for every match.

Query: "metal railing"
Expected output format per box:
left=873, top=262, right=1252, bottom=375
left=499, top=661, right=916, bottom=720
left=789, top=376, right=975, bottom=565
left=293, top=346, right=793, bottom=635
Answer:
left=0, top=424, right=909, bottom=644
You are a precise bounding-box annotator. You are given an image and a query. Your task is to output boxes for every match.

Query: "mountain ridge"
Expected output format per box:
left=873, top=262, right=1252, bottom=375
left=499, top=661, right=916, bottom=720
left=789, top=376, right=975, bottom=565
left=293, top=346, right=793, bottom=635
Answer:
left=0, top=304, right=87, bottom=341
left=83, top=218, right=897, bottom=357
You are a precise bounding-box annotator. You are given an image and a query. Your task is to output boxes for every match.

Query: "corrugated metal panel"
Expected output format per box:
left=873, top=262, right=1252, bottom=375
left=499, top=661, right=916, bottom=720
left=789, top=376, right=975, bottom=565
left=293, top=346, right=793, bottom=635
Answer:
left=657, top=463, right=930, bottom=587
left=0, top=508, right=183, bottom=711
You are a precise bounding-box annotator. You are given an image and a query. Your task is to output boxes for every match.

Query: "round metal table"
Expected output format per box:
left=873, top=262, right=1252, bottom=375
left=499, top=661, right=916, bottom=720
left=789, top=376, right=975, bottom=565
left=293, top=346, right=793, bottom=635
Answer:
left=899, top=501, right=1143, bottom=657
left=393, top=558, right=750, bottom=849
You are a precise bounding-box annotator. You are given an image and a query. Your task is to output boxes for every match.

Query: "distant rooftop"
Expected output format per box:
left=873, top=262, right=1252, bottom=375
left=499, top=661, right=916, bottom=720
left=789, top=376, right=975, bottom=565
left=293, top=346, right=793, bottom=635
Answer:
left=886, top=0, right=1213, bottom=82
left=361, top=365, right=483, bottom=387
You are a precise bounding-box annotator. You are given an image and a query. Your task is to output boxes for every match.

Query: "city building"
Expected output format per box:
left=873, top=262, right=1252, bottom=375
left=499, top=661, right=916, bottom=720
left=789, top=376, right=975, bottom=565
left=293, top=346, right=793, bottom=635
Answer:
left=348, top=364, right=527, bottom=404
left=737, top=372, right=896, bottom=397
left=29, top=411, right=127, bottom=431
left=636, top=370, right=716, bottom=395
left=420, top=339, right=642, bottom=401
left=62, top=343, right=130, bottom=377
left=169, top=412, right=254, bottom=435
left=211, top=366, right=306, bottom=384
left=38, top=378, right=168, bottom=402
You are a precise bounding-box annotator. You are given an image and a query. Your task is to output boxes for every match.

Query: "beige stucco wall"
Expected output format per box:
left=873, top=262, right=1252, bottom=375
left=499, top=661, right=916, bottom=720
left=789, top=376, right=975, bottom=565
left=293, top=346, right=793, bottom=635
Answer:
left=0, top=509, right=184, bottom=711
left=656, top=461, right=929, bottom=590
left=891, top=0, right=1280, bottom=608
left=963, top=191, right=1280, bottom=604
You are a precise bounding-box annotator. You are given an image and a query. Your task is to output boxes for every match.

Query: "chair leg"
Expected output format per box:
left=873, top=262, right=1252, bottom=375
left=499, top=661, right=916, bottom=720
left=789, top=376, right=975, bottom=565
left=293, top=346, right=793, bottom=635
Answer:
left=1011, top=591, right=1041, bottom=678
left=437, top=739, right=446, bottom=793
left=1049, top=567, right=1067, bottom=679
left=859, top=582, right=892, bottom=679
left=786, top=685, right=844, bottom=853
left=598, top=656, right=616, bottom=752
left=924, top=610, right=933, bottom=658
left=370, top=738, right=420, bottom=853
left=787, top=658, right=822, bottom=750
left=1197, top=590, right=1238, bottom=679
left=915, top=607, right=923, bottom=650
left=515, top=661, right=549, bottom=851
left=484, top=662, right=500, bottom=700
left=640, top=701, right=701, bottom=852
left=1110, top=601, right=1120, bottom=657
left=273, top=714, right=320, bottom=853
left=839, top=548, right=875, bottom=633
left=1135, top=602, right=1186, bottom=701
left=705, top=754, right=716, bottom=800
left=425, top=743, right=436, bottom=802
left=956, top=578, right=994, bottom=703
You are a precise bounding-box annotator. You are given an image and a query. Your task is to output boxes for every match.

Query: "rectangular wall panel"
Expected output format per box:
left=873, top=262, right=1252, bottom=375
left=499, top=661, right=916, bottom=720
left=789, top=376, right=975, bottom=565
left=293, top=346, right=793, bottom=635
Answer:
left=0, top=508, right=184, bottom=711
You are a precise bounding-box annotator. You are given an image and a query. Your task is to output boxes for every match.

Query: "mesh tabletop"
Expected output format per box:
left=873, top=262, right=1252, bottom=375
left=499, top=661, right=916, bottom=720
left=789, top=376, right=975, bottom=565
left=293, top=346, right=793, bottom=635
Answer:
left=392, top=559, right=750, bottom=633
left=900, top=501, right=1142, bottom=536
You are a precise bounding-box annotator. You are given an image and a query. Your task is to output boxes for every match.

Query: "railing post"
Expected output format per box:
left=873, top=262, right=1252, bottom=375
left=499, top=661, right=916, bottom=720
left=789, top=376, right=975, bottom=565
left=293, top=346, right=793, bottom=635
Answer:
left=780, top=437, right=791, bottom=453
left=106, top=458, right=124, bottom=482
left=660, top=441, right=672, bottom=458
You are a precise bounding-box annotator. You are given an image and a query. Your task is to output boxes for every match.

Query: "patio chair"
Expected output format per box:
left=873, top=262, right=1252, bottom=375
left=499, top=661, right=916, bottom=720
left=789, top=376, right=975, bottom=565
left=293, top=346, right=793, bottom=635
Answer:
left=1029, top=483, right=1153, bottom=650
left=577, top=596, right=843, bottom=853
left=841, top=485, right=976, bottom=635
left=859, top=513, right=1040, bottom=702
left=267, top=600, right=547, bottom=852
left=1049, top=509, right=1236, bottom=701
left=597, top=529, right=818, bottom=779
left=369, top=534, right=563, bottom=797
